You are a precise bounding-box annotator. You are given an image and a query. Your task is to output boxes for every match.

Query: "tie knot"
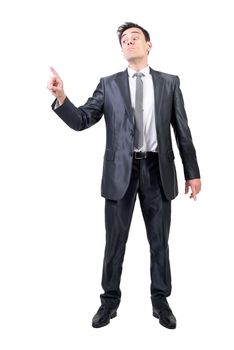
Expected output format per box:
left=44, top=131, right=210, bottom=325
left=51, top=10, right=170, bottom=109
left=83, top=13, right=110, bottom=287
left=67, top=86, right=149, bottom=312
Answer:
left=133, top=72, right=144, bottom=79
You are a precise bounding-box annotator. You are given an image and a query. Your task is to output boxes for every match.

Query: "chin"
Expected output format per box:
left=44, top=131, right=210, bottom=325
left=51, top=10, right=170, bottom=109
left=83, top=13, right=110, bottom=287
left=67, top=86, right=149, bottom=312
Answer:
left=125, top=54, right=138, bottom=61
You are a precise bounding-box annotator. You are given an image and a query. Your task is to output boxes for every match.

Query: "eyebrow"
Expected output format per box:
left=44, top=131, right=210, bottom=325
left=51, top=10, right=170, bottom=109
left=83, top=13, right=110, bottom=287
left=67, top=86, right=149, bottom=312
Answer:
left=121, top=31, right=142, bottom=39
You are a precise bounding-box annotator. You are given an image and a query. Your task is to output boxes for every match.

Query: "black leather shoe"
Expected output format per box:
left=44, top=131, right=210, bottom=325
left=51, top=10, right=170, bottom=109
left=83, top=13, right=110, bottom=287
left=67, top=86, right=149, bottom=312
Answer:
left=92, top=305, right=117, bottom=328
left=153, top=308, right=177, bottom=329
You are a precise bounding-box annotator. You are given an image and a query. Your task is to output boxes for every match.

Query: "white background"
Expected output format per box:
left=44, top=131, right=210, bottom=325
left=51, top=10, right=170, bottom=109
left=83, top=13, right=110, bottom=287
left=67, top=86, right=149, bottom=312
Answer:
left=0, top=0, right=233, bottom=348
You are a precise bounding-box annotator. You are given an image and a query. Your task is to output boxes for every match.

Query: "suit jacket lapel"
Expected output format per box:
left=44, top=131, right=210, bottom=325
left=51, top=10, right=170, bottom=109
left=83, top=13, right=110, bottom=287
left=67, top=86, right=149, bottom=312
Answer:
left=150, top=68, right=165, bottom=130
left=114, top=69, right=133, bottom=123
left=114, top=68, right=165, bottom=128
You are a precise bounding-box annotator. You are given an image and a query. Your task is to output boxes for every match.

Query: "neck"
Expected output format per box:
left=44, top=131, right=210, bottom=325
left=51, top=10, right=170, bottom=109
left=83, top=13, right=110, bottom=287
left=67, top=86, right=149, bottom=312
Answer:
left=127, top=58, right=148, bottom=71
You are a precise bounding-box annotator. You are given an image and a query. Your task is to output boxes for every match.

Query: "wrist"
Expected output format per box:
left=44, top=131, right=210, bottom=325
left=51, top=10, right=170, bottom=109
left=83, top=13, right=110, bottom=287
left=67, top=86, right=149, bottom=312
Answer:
left=57, top=95, right=66, bottom=106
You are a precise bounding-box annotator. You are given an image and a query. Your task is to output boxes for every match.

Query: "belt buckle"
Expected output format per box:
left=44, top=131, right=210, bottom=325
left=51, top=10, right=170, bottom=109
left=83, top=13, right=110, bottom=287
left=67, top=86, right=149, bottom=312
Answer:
left=135, top=152, right=147, bottom=159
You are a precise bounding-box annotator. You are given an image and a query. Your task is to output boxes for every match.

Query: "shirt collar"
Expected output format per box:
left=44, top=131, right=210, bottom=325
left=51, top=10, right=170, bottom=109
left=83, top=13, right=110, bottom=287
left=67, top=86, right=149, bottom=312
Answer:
left=127, top=65, right=150, bottom=78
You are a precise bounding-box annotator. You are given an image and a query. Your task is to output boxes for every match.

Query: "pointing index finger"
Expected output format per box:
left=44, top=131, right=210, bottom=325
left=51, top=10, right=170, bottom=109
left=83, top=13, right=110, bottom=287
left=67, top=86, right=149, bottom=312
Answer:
left=50, top=66, right=61, bottom=79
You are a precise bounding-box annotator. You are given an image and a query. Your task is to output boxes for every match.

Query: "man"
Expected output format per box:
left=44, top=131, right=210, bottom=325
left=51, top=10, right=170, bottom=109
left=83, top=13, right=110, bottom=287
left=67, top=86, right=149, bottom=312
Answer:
left=47, top=22, right=201, bottom=330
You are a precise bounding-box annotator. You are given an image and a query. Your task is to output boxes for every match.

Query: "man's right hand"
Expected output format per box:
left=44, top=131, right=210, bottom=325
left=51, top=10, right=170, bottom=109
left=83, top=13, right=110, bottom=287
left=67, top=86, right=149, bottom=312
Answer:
left=47, top=67, right=66, bottom=106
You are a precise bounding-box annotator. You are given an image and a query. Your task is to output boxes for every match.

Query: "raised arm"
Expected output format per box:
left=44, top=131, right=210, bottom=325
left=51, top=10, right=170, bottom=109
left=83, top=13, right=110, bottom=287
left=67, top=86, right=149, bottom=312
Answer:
left=47, top=67, right=104, bottom=131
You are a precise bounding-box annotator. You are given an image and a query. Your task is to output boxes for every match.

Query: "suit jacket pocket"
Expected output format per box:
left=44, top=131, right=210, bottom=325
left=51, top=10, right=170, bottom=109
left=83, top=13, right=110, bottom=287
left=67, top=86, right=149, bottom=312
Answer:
left=167, top=149, right=175, bottom=161
left=104, top=149, right=115, bottom=161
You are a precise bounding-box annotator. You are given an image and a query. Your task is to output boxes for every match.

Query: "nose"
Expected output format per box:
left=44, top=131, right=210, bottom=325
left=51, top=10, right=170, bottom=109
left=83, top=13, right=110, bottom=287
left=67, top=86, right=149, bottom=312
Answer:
left=127, top=40, right=133, bottom=46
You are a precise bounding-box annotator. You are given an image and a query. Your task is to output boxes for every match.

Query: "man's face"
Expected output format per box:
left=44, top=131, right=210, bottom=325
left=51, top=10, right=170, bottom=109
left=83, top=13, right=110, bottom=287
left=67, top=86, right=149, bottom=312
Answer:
left=120, top=27, right=152, bottom=62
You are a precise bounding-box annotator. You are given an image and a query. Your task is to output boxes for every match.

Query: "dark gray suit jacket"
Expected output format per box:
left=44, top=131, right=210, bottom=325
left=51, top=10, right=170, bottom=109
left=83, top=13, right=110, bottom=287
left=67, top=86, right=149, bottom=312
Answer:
left=51, top=67, right=200, bottom=201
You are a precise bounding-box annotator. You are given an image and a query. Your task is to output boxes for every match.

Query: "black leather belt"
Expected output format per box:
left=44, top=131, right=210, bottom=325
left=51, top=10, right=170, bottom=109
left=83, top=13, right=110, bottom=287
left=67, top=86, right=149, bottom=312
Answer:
left=133, top=151, right=158, bottom=159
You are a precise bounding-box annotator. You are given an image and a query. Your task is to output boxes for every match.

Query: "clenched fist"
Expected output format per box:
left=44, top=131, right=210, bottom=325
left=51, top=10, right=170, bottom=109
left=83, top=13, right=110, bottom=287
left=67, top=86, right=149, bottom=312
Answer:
left=47, top=67, right=66, bottom=106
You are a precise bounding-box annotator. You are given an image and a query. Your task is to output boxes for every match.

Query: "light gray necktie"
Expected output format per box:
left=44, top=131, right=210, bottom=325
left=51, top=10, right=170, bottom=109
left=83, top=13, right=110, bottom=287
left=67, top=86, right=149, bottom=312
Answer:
left=133, top=72, right=144, bottom=149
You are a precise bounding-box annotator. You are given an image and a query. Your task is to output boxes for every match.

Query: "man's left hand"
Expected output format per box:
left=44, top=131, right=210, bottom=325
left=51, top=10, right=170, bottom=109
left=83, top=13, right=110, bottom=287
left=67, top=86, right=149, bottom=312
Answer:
left=185, top=179, right=201, bottom=201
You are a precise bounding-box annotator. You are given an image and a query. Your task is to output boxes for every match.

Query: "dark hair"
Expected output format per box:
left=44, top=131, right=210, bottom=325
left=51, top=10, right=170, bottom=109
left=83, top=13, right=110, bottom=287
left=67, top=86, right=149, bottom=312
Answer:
left=117, top=22, right=151, bottom=45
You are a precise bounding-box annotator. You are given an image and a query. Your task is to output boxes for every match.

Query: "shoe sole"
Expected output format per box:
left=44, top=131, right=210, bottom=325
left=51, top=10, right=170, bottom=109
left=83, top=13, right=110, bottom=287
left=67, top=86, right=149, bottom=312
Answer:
left=153, top=311, right=176, bottom=329
left=92, top=312, right=117, bottom=328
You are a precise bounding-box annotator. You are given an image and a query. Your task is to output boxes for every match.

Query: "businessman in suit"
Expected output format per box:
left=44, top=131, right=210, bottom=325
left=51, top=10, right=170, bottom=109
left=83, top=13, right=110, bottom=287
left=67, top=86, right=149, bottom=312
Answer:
left=47, top=22, right=201, bottom=329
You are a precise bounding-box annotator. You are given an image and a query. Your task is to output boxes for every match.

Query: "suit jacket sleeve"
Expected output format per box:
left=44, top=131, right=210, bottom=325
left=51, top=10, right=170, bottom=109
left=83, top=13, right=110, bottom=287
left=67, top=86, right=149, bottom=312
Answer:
left=171, top=76, right=200, bottom=180
left=51, top=78, right=104, bottom=131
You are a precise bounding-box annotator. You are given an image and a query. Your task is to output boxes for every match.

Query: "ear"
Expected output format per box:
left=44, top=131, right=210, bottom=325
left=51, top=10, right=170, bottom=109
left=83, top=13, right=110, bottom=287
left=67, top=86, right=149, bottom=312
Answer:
left=147, top=41, right=152, bottom=53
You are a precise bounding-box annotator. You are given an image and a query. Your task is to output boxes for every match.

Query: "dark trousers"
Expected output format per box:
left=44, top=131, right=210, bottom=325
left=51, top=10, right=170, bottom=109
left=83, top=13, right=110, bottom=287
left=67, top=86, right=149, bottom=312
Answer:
left=100, top=153, right=172, bottom=309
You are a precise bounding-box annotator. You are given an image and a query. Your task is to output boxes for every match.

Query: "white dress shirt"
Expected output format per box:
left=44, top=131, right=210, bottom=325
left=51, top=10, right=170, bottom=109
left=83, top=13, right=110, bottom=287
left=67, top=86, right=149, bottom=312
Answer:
left=128, top=65, right=158, bottom=152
